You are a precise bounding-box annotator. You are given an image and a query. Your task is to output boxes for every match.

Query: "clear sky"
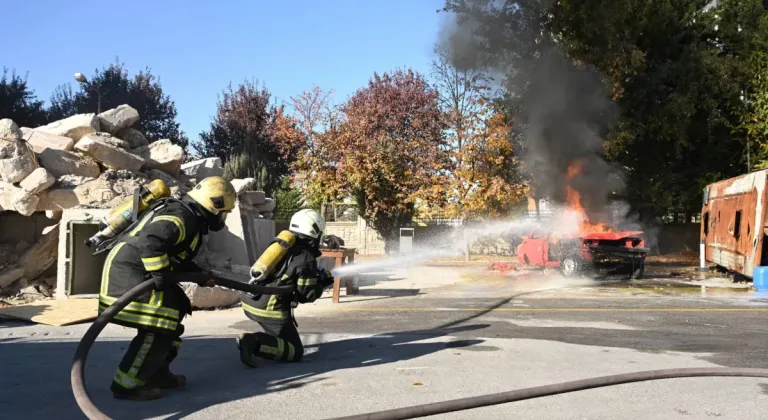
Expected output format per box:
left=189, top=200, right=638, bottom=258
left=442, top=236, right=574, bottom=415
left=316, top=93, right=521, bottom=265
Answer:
left=4, top=0, right=447, bottom=146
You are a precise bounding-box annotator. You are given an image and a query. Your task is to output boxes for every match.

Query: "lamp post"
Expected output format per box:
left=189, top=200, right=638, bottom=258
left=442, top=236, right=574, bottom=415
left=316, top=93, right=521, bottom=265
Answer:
left=74, top=72, right=101, bottom=114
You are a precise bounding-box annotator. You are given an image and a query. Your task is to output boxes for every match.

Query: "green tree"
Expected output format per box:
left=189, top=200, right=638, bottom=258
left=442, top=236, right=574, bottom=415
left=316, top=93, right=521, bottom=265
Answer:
left=48, top=60, right=189, bottom=150
left=273, top=177, right=306, bottom=220
left=442, top=0, right=753, bottom=219
left=0, top=68, right=48, bottom=128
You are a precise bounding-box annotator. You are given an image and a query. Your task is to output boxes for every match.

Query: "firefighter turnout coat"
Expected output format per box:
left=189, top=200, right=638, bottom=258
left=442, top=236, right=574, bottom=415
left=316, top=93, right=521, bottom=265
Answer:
left=99, top=199, right=204, bottom=334
left=241, top=242, right=328, bottom=322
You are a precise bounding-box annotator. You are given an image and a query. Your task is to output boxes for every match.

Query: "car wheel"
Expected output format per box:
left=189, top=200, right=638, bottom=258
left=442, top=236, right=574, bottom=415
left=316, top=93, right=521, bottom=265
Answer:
left=561, top=257, right=581, bottom=277
left=629, top=261, right=644, bottom=280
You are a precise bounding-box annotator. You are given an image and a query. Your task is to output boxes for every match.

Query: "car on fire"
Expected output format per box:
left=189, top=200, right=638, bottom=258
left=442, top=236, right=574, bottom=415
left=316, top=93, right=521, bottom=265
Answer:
left=516, top=229, right=649, bottom=278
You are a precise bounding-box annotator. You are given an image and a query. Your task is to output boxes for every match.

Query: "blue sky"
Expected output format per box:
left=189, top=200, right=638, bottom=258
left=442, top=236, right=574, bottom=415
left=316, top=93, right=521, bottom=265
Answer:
left=4, top=0, right=447, bottom=146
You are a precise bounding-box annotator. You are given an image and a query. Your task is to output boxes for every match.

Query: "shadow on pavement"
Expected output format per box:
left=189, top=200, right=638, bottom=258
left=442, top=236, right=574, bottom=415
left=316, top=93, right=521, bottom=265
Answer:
left=0, top=324, right=490, bottom=420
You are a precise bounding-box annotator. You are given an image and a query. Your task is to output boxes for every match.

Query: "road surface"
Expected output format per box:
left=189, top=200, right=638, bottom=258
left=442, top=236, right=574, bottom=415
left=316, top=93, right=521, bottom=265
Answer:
left=2, top=267, right=768, bottom=419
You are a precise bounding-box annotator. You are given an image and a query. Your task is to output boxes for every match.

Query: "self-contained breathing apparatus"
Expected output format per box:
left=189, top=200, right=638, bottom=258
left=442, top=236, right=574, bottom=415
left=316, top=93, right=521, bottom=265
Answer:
left=84, top=179, right=197, bottom=257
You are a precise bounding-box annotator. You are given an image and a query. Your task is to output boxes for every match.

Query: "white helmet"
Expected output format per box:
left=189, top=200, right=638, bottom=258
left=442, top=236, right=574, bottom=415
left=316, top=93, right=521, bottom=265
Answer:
left=289, top=209, right=325, bottom=239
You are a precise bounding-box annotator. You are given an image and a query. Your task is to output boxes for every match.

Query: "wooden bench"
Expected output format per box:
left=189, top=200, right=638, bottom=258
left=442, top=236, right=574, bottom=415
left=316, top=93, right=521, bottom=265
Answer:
left=319, top=248, right=358, bottom=303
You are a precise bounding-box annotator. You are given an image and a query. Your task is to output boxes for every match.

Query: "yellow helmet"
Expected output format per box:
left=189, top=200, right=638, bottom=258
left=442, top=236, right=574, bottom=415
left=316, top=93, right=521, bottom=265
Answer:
left=186, top=176, right=237, bottom=215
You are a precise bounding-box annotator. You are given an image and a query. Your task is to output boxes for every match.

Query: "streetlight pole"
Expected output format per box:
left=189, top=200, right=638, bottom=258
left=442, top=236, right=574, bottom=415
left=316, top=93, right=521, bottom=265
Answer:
left=74, top=72, right=101, bottom=114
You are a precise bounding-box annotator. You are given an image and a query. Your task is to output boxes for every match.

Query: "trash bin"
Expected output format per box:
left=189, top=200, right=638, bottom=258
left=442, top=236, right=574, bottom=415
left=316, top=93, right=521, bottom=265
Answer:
left=753, top=266, right=768, bottom=291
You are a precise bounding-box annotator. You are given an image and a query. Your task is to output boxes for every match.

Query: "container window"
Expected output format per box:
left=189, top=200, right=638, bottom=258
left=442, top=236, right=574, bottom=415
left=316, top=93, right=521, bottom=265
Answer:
left=734, top=210, right=742, bottom=239
left=703, top=212, right=709, bottom=235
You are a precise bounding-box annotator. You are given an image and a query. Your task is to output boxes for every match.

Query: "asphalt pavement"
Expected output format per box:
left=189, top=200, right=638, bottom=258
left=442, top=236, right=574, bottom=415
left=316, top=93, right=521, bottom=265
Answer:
left=2, top=265, right=768, bottom=419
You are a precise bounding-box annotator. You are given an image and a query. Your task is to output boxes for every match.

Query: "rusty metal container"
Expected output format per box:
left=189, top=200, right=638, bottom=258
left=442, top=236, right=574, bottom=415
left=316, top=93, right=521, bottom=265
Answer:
left=701, top=169, right=768, bottom=278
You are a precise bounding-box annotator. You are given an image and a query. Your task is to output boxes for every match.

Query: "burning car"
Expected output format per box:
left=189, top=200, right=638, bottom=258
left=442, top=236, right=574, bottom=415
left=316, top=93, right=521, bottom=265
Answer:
left=516, top=162, right=648, bottom=278
left=516, top=229, right=648, bottom=278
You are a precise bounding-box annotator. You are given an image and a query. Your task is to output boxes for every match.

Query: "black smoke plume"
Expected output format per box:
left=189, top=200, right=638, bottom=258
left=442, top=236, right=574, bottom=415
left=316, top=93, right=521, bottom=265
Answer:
left=438, top=4, right=624, bottom=224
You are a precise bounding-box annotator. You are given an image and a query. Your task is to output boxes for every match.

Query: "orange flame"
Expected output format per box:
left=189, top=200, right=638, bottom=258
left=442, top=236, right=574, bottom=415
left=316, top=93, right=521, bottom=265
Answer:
left=566, top=161, right=611, bottom=234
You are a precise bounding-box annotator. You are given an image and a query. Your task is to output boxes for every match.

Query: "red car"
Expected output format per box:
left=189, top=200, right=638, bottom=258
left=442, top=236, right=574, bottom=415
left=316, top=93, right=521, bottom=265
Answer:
left=516, top=229, right=648, bottom=278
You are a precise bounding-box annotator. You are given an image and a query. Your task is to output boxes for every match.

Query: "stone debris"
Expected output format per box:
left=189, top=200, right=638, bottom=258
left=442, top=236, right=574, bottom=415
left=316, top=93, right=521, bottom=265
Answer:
left=231, top=178, right=257, bottom=194
left=0, top=144, right=37, bottom=183
left=181, top=157, right=224, bottom=180
left=75, top=134, right=145, bottom=171
left=88, top=131, right=131, bottom=150
left=98, top=105, right=140, bottom=135
left=116, top=127, right=149, bottom=148
left=37, top=149, right=100, bottom=178
left=134, top=139, right=183, bottom=176
left=0, top=111, right=276, bottom=300
left=0, top=118, right=23, bottom=140
left=20, top=168, right=56, bottom=195
left=36, top=113, right=99, bottom=141
left=21, top=128, right=75, bottom=153
left=13, top=190, right=40, bottom=216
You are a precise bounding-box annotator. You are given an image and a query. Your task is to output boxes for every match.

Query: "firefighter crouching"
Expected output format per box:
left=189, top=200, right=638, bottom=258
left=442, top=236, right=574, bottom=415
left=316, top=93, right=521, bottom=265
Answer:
left=99, top=176, right=236, bottom=401
left=237, top=209, right=335, bottom=367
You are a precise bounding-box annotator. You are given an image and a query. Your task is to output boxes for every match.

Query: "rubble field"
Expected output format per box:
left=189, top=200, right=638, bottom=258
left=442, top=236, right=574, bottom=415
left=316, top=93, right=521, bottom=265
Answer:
left=0, top=106, right=275, bottom=307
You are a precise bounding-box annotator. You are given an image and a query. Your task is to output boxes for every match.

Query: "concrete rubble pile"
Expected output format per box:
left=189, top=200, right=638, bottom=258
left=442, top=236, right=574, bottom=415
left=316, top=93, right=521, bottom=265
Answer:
left=0, top=106, right=277, bottom=308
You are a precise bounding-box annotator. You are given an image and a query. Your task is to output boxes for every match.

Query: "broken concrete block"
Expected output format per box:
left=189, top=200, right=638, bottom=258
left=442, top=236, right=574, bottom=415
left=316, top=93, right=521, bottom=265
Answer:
left=133, top=139, right=183, bottom=176
left=75, top=134, right=145, bottom=171
left=12, top=190, right=40, bottom=216
left=0, top=119, right=22, bottom=140
left=0, top=181, right=13, bottom=211
left=181, top=282, right=241, bottom=309
left=18, top=224, right=59, bottom=283
left=239, top=190, right=266, bottom=206
left=21, top=128, right=75, bottom=153
left=231, top=178, right=256, bottom=194
left=73, top=178, right=118, bottom=206
left=20, top=167, right=55, bottom=194
left=0, top=140, right=37, bottom=183
left=88, top=132, right=131, bottom=150
left=36, top=113, right=100, bottom=141
left=37, top=188, right=79, bottom=210
left=255, top=197, right=276, bottom=212
left=37, top=149, right=101, bottom=178
left=116, top=127, right=149, bottom=148
left=181, top=157, right=223, bottom=180
left=98, top=104, right=140, bottom=134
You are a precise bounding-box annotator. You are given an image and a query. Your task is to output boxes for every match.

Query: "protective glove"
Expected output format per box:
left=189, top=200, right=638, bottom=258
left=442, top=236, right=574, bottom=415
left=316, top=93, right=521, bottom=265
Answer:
left=319, top=269, right=335, bottom=287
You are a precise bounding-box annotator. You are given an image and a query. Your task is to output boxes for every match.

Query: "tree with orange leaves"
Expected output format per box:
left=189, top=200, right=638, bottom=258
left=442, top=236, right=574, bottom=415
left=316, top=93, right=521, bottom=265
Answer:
left=451, top=104, right=529, bottom=218
left=296, top=70, right=447, bottom=253
left=430, top=50, right=528, bottom=219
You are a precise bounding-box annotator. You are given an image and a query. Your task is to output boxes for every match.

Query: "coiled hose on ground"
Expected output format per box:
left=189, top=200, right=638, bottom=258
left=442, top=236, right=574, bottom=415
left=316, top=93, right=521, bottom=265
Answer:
left=72, top=278, right=768, bottom=420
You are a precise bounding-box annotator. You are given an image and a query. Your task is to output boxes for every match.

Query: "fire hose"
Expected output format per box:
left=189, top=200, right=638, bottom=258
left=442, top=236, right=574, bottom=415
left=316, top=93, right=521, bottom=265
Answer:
left=72, top=278, right=768, bottom=420
left=71, top=273, right=295, bottom=420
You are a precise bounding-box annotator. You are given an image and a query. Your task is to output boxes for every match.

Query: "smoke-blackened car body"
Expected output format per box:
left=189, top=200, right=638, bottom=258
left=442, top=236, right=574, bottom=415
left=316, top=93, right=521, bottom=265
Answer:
left=516, top=229, right=648, bottom=278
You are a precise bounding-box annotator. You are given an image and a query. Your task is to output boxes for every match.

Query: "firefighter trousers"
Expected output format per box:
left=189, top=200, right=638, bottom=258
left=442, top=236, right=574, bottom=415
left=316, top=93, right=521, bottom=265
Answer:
left=246, top=316, right=304, bottom=362
left=110, top=326, right=183, bottom=392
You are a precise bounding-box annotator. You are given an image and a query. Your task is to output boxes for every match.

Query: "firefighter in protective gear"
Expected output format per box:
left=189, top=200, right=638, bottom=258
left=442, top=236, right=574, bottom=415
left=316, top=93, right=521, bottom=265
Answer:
left=99, top=176, right=236, bottom=401
left=237, top=209, right=334, bottom=367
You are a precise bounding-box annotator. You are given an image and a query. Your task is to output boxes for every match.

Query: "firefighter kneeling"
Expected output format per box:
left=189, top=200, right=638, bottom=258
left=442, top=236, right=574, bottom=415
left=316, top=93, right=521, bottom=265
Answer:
left=99, top=176, right=236, bottom=401
left=237, top=209, right=334, bottom=367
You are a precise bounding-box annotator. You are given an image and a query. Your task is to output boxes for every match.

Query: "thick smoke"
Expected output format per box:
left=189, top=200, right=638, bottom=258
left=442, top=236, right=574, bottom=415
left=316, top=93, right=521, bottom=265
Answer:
left=438, top=11, right=625, bottom=226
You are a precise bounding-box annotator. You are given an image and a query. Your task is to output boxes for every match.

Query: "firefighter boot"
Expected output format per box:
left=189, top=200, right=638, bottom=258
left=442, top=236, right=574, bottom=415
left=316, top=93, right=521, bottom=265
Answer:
left=148, top=367, right=187, bottom=390
left=111, top=383, right=164, bottom=401
left=236, top=333, right=260, bottom=368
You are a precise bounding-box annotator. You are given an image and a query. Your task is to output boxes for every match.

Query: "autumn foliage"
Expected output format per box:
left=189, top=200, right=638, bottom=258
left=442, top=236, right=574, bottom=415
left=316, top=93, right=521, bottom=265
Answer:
left=448, top=105, right=528, bottom=218
left=286, top=70, right=448, bottom=251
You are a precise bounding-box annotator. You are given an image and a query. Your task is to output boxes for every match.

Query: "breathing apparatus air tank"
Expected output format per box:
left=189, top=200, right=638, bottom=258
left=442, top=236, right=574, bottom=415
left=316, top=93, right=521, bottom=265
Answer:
left=250, top=230, right=297, bottom=282
left=84, top=179, right=171, bottom=248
